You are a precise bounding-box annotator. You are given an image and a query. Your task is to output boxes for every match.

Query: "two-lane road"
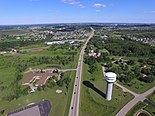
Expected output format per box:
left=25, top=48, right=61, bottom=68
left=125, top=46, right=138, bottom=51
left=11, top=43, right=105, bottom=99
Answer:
left=116, top=86, right=155, bottom=116
left=68, top=27, right=95, bottom=116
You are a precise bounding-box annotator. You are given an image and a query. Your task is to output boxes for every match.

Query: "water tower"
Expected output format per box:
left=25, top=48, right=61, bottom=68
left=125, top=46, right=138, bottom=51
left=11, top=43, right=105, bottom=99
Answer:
left=105, top=72, right=117, bottom=101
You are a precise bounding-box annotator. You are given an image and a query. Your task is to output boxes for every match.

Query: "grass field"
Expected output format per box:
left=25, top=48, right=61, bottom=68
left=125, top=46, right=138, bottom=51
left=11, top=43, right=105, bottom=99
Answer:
left=148, top=93, right=155, bottom=104
left=118, top=80, right=155, bottom=94
left=80, top=63, right=134, bottom=116
left=19, top=44, right=80, bottom=69
left=0, top=71, right=76, bottom=116
left=0, top=67, right=16, bottom=86
left=0, top=43, right=81, bottom=116
left=126, top=102, right=155, bottom=116
left=126, top=102, right=146, bottom=116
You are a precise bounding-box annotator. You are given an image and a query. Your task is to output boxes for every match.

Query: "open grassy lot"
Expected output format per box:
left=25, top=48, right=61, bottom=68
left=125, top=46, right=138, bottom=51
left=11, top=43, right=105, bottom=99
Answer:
left=80, top=63, right=134, bottom=116
left=0, top=42, right=81, bottom=115
left=0, top=71, right=76, bottom=116
left=16, top=44, right=81, bottom=69
left=148, top=93, right=155, bottom=104
left=0, top=67, right=16, bottom=86
left=126, top=102, right=155, bottom=116
left=118, top=80, right=155, bottom=94
left=126, top=102, right=146, bottom=116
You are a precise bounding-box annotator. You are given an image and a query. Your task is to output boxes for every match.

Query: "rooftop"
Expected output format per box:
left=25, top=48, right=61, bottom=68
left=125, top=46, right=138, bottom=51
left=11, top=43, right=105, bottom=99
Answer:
left=22, top=73, right=57, bottom=86
left=8, top=100, right=51, bottom=116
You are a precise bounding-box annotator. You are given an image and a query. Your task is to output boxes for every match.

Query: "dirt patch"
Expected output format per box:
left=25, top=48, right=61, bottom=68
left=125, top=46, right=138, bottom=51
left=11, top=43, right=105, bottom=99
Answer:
left=30, top=48, right=44, bottom=52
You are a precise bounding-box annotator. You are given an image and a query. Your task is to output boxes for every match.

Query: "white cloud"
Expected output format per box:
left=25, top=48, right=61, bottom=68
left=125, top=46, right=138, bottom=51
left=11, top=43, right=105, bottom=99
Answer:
left=62, top=0, right=80, bottom=5
left=79, top=4, right=85, bottom=8
left=93, top=3, right=106, bottom=8
left=96, top=10, right=101, bottom=12
left=62, top=0, right=85, bottom=8
left=144, top=11, right=155, bottom=14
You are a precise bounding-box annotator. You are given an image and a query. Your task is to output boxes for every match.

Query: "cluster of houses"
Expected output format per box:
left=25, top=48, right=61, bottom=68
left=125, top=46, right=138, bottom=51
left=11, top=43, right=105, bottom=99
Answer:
left=127, top=35, right=155, bottom=44
left=0, top=49, right=17, bottom=55
left=88, top=49, right=101, bottom=57
left=50, top=29, right=90, bottom=40
left=29, top=28, right=90, bottom=40
left=1, top=26, right=90, bottom=42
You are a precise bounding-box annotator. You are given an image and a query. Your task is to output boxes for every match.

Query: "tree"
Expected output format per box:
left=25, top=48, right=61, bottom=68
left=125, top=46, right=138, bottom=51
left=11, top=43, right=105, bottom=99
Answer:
left=64, top=77, right=71, bottom=86
left=0, top=110, right=5, bottom=114
left=56, top=80, right=63, bottom=87
left=141, top=68, right=151, bottom=75
left=47, top=80, right=56, bottom=89
left=147, top=75, right=155, bottom=83
left=89, top=63, right=97, bottom=74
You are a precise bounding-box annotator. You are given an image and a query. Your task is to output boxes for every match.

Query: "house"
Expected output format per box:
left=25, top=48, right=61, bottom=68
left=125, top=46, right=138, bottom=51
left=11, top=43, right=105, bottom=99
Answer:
left=22, top=73, right=57, bottom=87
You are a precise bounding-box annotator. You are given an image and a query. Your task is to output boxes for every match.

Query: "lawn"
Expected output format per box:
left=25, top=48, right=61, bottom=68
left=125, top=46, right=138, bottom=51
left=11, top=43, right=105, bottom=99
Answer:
left=0, top=43, right=81, bottom=116
left=18, top=45, right=81, bottom=69
left=80, top=63, right=134, bottom=116
left=0, top=71, right=76, bottom=116
left=126, top=102, right=146, bottom=116
left=126, top=102, right=155, bottom=116
left=0, top=45, right=80, bottom=116
left=0, top=67, right=16, bottom=86
left=118, top=80, right=155, bottom=94
left=148, top=93, right=155, bottom=104
left=0, top=86, right=66, bottom=116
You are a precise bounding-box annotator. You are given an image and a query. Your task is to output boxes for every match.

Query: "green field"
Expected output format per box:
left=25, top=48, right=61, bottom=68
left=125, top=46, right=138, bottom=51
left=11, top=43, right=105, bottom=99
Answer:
left=109, top=56, right=155, bottom=94
left=118, top=80, right=155, bottom=94
left=0, top=71, right=76, bottom=116
left=126, top=102, right=155, bottom=116
left=0, top=43, right=81, bottom=115
left=0, top=67, right=16, bottom=86
left=19, top=44, right=81, bottom=69
left=148, top=93, right=155, bottom=104
left=80, top=63, right=134, bottom=116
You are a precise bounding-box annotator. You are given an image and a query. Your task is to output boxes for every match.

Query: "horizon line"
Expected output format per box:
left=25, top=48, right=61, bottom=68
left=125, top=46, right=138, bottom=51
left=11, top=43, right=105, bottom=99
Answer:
left=0, top=22, right=155, bottom=26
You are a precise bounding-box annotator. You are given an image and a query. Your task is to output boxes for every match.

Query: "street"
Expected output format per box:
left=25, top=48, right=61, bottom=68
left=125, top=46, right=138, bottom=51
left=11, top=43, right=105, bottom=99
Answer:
left=68, top=27, right=95, bottom=116
left=116, top=86, right=155, bottom=116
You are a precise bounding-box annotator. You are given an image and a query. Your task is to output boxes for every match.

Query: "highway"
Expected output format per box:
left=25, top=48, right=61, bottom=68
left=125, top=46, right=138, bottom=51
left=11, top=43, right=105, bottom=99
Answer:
left=68, top=27, right=95, bottom=116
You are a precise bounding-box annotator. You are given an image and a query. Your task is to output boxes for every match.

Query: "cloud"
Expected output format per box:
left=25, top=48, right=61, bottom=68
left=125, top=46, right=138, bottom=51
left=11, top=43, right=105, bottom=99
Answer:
left=93, top=3, right=106, bottom=8
left=62, top=0, right=85, bottom=8
left=144, top=11, right=155, bottom=14
left=96, top=10, right=101, bottom=12
left=62, top=0, right=80, bottom=5
left=79, top=4, right=85, bottom=8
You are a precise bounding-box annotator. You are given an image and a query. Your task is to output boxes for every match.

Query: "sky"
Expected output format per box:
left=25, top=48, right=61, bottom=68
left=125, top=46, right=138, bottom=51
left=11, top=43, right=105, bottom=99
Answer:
left=0, top=0, right=155, bottom=25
